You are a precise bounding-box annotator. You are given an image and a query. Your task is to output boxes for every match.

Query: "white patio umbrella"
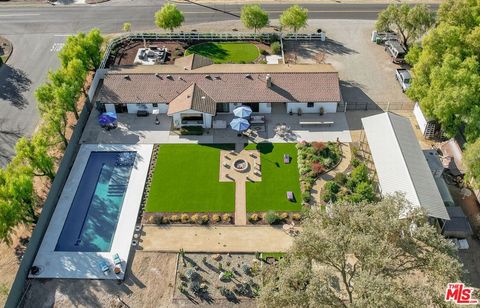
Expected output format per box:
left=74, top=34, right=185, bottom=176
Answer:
left=233, top=106, right=252, bottom=118
left=230, top=118, right=250, bottom=132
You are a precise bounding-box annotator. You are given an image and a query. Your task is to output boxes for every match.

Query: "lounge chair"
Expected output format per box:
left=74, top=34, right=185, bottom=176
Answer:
left=287, top=191, right=295, bottom=202
left=113, top=253, right=122, bottom=266
left=99, top=260, right=110, bottom=275
left=284, top=154, right=291, bottom=164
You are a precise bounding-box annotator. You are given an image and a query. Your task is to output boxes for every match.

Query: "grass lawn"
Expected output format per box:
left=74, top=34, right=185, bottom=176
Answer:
left=185, top=42, right=260, bottom=63
left=145, top=144, right=235, bottom=213
left=246, top=143, right=302, bottom=212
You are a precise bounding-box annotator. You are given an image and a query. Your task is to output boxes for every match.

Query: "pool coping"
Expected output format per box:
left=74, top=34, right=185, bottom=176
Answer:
left=30, top=144, right=153, bottom=280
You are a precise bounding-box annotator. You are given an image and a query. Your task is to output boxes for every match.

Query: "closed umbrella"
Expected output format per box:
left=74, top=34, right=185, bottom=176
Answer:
left=230, top=118, right=250, bottom=132
left=233, top=106, right=252, bottom=118
left=98, top=112, right=117, bottom=126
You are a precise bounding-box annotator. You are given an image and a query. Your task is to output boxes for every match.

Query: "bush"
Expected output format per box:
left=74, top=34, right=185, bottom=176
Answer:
left=311, top=162, right=324, bottom=174
left=353, top=181, right=376, bottom=202
left=302, top=191, right=311, bottom=203
left=201, top=214, right=209, bottom=224
left=351, top=145, right=360, bottom=157
left=170, top=215, right=179, bottom=223
left=249, top=213, right=260, bottom=222
left=265, top=210, right=280, bottom=224
left=260, top=48, right=269, bottom=56
left=181, top=214, right=190, bottom=223
left=303, top=181, right=312, bottom=192
left=222, top=213, right=232, bottom=223
left=325, top=181, right=340, bottom=194
left=312, top=141, right=326, bottom=152
left=280, top=212, right=289, bottom=220
left=161, top=216, right=170, bottom=224
left=351, top=164, right=369, bottom=184
left=242, top=264, right=251, bottom=275
left=322, top=181, right=340, bottom=203
left=292, top=213, right=302, bottom=221
left=334, top=172, right=347, bottom=185
left=351, top=157, right=361, bottom=167
left=271, top=41, right=281, bottom=54
left=269, top=33, right=280, bottom=44
left=190, top=214, right=199, bottom=223
left=212, top=214, right=221, bottom=223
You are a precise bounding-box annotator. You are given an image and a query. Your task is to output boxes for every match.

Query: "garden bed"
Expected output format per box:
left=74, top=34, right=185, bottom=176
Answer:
left=143, top=212, right=234, bottom=225
left=174, top=253, right=262, bottom=303
left=246, top=211, right=302, bottom=225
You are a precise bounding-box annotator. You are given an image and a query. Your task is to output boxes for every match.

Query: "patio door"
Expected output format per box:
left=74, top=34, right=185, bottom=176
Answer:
left=242, top=103, right=259, bottom=112
left=216, top=103, right=229, bottom=113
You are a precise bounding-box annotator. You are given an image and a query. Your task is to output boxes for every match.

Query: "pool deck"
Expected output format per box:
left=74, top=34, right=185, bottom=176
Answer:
left=31, top=144, right=153, bottom=280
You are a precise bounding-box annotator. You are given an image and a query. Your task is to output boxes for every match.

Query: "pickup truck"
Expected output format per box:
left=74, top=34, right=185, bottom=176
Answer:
left=395, top=69, right=411, bottom=92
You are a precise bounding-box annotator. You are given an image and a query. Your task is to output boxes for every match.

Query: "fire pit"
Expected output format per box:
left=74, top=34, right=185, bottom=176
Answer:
left=233, top=159, right=249, bottom=172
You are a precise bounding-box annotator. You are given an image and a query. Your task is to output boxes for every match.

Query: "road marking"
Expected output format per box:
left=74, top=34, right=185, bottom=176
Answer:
left=181, top=10, right=380, bottom=14
left=50, top=42, right=65, bottom=52
left=53, top=34, right=72, bottom=37
left=0, top=13, right=41, bottom=17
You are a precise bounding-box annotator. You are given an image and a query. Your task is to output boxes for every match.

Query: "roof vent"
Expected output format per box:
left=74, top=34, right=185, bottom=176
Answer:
left=179, top=76, right=184, bottom=81
left=266, top=74, right=272, bottom=88
left=123, top=75, right=130, bottom=80
left=245, top=74, right=251, bottom=79
left=166, top=74, right=172, bottom=79
left=205, top=74, right=211, bottom=79
left=155, top=73, right=160, bottom=78
left=214, top=76, right=221, bottom=80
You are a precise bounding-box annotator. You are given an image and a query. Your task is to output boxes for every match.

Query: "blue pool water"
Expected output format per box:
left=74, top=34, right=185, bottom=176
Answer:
left=55, top=151, right=136, bottom=252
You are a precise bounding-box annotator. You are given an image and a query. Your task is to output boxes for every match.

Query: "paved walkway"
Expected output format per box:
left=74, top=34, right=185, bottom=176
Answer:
left=312, top=143, right=352, bottom=204
left=235, top=181, right=247, bottom=225
left=141, top=225, right=295, bottom=252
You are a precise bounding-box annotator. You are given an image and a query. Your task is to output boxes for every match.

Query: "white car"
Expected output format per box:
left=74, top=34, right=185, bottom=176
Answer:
left=395, top=69, right=412, bottom=92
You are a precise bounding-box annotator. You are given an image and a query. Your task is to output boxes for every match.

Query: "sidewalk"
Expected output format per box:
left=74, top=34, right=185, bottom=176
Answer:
left=140, top=225, right=295, bottom=252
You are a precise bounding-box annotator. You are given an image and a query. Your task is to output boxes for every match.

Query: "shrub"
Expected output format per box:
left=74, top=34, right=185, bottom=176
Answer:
left=325, top=181, right=340, bottom=194
left=351, top=164, right=369, bottom=184
left=353, top=181, right=376, bottom=202
left=269, top=33, right=280, bottom=44
left=323, top=157, right=333, bottom=168
left=292, top=213, right=302, bottom=221
left=190, top=214, right=199, bottom=223
left=271, top=41, right=281, bottom=54
left=189, top=280, right=201, bottom=294
left=351, top=145, right=360, bottom=157
left=222, top=213, right=231, bottom=223
left=312, top=141, right=326, bottom=152
left=181, top=214, right=190, bottom=223
left=334, top=172, right=347, bottom=185
left=260, top=48, right=269, bottom=56
left=280, top=212, right=289, bottom=220
left=265, top=210, right=280, bottom=224
left=185, top=268, right=199, bottom=281
left=351, top=157, right=361, bottom=167
left=170, top=215, right=179, bottom=222
left=201, top=214, right=209, bottom=224
left=242, top=264, right=251, bottom=275
left=145, top=215, right=155, bottom=224
left=212, top=214, right=221, bottom=223
left=302, top=191, right=311, bottom=203
left=249, top=213, right=260, bottom=222
left=161, top=216, right=170, bottom=224
left=221, top=270, right=234, bottom=281
left=311, top=162, right=324, bottom=174
left=303, top=181, right=312, bottom=192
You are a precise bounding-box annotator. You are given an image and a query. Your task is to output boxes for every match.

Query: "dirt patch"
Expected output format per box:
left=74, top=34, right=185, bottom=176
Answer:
left=0, top=36, right=13, bottom=66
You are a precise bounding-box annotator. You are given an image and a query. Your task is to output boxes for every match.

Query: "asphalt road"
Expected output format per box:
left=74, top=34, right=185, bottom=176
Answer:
left=0, top=1, right=439, bottom=166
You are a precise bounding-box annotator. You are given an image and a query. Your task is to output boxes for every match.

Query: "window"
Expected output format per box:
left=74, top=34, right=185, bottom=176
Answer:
left=307, top=102, right=314, bottom=108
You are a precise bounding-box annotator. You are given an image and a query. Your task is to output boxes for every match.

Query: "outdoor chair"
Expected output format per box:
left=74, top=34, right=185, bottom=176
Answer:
left=287, top=191, right=295, bottom=202
left=113, top=253, right=122, bottom=266
left=284, top=154, right=291, bottom=164
left=99, top=260, right=110, bottom=275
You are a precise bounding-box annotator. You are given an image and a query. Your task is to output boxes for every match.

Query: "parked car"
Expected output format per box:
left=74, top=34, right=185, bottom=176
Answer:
left=395, top=69, right=411, bottom=92
left=385, top=40, right=406, bottom=64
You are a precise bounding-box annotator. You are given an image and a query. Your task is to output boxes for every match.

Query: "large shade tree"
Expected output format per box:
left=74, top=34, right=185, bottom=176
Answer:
left=58, top=28, right=104, bottom=71
left=259, top=195, right=463, bottom=307
left=376, top=4, right=435, bottom=49
left=279, top=5, right=308, bottom=33
left=240, top=4, right=269, bottom=33
left=154, top=3, right=185, bottom=32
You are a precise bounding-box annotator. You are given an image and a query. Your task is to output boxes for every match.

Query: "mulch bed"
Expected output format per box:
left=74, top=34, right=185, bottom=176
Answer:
left=143, top=212, right=235, bottom=225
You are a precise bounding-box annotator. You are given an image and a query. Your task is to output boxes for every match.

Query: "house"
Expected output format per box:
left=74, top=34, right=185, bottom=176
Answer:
left=96, top=54, right=342, bottom=128
left=361, top=112, right=450, bottom=222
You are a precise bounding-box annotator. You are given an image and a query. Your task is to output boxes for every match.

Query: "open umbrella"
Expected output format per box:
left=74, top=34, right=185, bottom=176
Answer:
left=233, top=106, right=252, bottom=118
left=98, top=112, right=117, bottom=126
left=230, top=118, right=250, bottom=132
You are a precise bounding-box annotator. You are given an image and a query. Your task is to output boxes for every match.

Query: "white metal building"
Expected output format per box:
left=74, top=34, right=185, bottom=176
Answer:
left=361, top=112, right=450, bottom=221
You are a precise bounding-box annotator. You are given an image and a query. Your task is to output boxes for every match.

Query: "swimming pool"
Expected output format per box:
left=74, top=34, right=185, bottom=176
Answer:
left=55, top=151, right=136, bottom=252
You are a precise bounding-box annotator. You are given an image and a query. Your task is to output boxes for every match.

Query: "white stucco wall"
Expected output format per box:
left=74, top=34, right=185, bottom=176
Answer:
left=105, top=104, right=116, bottom=114
left=286, top=102, right=337, bottom=114
left=259, top=103, right=272, bottom=113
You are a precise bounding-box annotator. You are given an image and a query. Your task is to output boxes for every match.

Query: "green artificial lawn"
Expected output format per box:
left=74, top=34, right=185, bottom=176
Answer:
left=145, top=144, right=235, bottom=213
left=185, top=42, right=260, bottom=63
left=246, top=143, right=302, bottom=212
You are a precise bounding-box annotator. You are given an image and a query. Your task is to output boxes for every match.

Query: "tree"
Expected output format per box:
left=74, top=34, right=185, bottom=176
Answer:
left=240, top=4, right=269, bottom=34
left=14, top=130, right=56, bottom=181
left=464, top=139, right=480, bottom=188
left=154, top=3, right=184, bottom=32
left=279, top=5, right=308, bottom=33
left=59, top=29, right=104, bottom=71
left=123, top=22, right=131, bottom=32
left=405, top=0, right=480, bottom=142
left=376, top=4, right=435, bottom=49
left=258, top=195, right=463, bottom=307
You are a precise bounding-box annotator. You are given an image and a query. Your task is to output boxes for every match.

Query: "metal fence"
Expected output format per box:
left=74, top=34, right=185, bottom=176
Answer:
left=100, top=32, right=326, bottom=69
left=337, top=101, right=416, bottom=112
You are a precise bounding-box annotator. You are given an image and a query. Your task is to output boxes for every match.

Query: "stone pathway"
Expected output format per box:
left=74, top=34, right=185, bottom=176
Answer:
left=235, top=181, right=247, bottom=225
left=311, top=143, right=352, bottom=205
left=141, top=225, right=295, bottom=252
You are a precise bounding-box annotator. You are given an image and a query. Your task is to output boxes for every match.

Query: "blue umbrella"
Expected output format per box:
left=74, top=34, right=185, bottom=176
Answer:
left=230, top=118, right=250, bottom=132
left=233, top=106, right=252, bottom=118
left=98, top=112, right=117, bottom=126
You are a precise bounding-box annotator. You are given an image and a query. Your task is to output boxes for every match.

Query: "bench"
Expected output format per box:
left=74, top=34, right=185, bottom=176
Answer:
left=299, top=121, right=334, bottom=127
left=250, top=115, right=265, bottom=124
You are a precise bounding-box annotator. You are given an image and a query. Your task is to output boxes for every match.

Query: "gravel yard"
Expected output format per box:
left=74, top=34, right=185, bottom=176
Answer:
left=284, top=19, right=412, bottom=110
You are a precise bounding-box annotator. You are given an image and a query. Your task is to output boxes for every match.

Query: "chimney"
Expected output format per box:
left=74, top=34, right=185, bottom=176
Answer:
left=266, top=74, right=272, bottom=88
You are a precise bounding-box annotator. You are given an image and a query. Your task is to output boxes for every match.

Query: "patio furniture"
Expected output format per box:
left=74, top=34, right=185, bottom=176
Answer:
left=223, top=162, right=229, bottom=168
left=99, top=260, right=110, bottom=275
left=113, top=253, right=122, bottom=266
left=287, top=191, right=295, bottom=202
left=233, top=106, right=253, bottom=118
left=229, top=150, right=236, bottom=155
left=251, top=115, right=265, bottom=124
left=299, top=121, right=334, bottom=126
left=137, top=110, right=149, bottom=117
left=284, top=154, right=291, bottom=164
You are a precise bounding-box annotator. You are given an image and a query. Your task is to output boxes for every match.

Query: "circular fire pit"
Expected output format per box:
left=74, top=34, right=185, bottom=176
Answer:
left=233, top=159, right=249, bottom=172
